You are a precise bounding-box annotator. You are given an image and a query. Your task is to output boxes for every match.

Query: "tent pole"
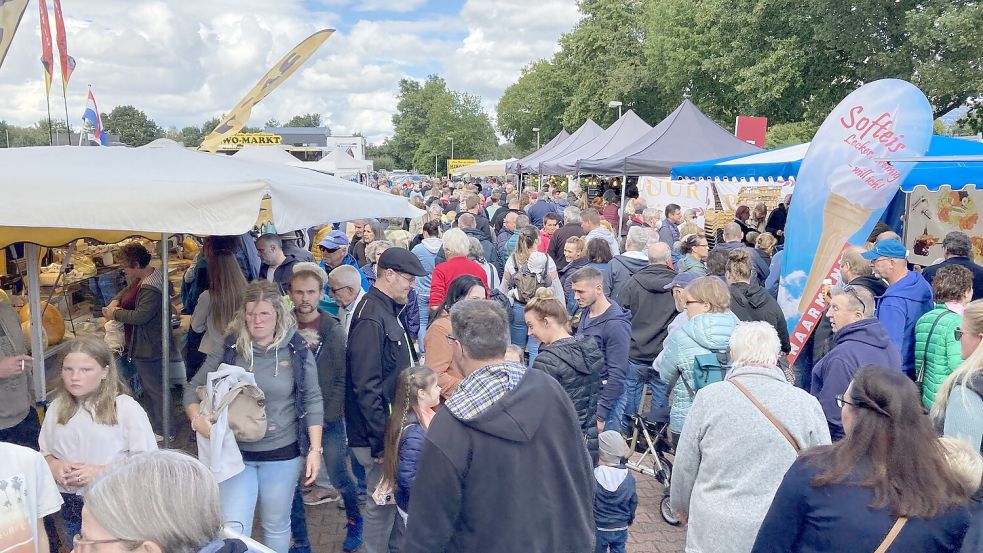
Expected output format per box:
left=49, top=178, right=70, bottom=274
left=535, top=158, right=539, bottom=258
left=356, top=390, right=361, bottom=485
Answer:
left=617, top=169, right=628, bottom=239
left=160, top=234, right=171, bottom=448
left=25, top=244, right=45, bottom=401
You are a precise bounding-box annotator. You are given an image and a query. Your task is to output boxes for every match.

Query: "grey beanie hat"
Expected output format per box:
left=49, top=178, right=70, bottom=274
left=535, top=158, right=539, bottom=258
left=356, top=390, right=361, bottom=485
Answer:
left=598, top=430, right=628, bottom=464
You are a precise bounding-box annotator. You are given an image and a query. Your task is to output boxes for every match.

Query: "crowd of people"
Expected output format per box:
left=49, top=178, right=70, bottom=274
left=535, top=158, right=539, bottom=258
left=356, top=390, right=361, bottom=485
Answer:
left=1, top=175, right=982, bottom=553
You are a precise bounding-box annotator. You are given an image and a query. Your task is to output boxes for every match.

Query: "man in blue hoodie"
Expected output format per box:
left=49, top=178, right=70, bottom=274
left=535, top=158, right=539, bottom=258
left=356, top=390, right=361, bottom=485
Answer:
left=571, top=266, right=632, bottom=433
left=862, top=238, right=933, bottom=379
left=810, top=286, right=902, bottom=440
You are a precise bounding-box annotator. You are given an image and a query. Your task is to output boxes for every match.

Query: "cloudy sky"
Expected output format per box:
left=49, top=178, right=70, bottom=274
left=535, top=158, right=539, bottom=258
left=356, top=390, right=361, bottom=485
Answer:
left=0, top=0, right=581, bottom=143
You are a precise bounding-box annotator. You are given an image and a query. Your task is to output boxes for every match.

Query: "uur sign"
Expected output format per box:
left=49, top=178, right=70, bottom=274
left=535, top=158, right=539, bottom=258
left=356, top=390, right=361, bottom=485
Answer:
left=637, top=176, right=712, bottom=227
left=779, top=79, right=933, bottom=363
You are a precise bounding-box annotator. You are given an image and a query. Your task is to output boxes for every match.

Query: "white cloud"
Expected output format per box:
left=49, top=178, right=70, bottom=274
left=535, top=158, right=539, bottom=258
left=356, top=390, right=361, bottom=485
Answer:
left=777, top=270, right=806, bottom=317
left=0, top=0, right=581, bottom=143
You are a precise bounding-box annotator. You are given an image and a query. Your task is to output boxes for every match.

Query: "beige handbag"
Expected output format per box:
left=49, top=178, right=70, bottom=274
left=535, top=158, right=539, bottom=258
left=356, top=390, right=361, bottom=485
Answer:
left=197, top=380, right=268, bottom=442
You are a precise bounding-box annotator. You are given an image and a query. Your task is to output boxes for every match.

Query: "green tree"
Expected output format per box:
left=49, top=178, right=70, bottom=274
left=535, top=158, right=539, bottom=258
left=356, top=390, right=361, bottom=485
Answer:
left=390, top=77, right=447, bottom=168
left=953, top=107, right=983, bottom=135
left=496, top=60, right=571, bottom=152
left=264, top=118, right=282, bottom=128
left=285, top=113, right=322, bottom=127
left=103, top=105, right=162, bottom=146
left=765, top=121, right=818, bottom=148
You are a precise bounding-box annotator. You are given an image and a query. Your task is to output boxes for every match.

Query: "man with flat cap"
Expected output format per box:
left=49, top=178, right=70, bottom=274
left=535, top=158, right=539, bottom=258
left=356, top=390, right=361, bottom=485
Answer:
left=345, top=247, right=427, bottom=552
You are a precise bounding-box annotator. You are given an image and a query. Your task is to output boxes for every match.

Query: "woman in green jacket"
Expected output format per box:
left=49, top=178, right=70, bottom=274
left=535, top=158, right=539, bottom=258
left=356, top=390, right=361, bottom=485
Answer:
left=915, top=264, right=973, bottom=408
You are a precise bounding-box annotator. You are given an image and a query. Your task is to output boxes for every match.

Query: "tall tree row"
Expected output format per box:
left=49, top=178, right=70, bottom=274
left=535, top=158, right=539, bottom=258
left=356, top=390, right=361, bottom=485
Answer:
left=498, top=0, right=983, bottom=151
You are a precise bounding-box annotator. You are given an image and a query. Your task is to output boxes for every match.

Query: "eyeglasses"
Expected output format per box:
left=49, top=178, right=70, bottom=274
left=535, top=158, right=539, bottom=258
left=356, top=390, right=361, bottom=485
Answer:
left=834, top=394, right=856, bottom=408
left=955, top=328, right=965, bottom=340
left=684, top=300, right=706, bottom=306
left=328, top=285, right=354, bottom=297
left=390, top=269, right=416, bottom=285
left=841, top=285, right=867, bottom=313
left=445, top=334, right=459, bottom=343
left=73, top=534, right=140, bottom=550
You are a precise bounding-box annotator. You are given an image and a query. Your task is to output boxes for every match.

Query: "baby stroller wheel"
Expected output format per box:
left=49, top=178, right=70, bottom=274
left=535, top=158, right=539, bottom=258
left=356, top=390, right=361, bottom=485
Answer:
left=661, top=495, right=680, bottom=526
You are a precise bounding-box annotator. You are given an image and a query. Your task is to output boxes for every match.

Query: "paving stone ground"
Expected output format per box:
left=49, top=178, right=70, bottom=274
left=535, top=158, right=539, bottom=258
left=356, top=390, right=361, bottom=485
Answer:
left=302, top=450, right=686, bottom=553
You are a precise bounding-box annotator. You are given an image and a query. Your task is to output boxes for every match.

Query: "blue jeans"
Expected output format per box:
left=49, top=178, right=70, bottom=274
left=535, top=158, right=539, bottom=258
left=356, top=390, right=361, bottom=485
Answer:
left=319, top=420, right=361, bottom=521
left=604, top=383, right=629, bottom=434
left=219, top=456, right=304, bottom=553
left=417, top=293, right=430, bottom=351
left=60, top=493, right=83, bottom=542
left=624, top=359, right=668, bottom=423
left=595, top=529, right=628, bottom=553
left=510, top=301, right=540, bottom=365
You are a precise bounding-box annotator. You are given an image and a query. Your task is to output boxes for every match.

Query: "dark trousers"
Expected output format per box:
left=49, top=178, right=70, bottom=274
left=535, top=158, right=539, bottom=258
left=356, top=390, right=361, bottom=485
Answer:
left=133, top=357, right=172, bottom=434
left=595, top=529, right=628, bottom=553
left=60, top=493, right=84, bottom=541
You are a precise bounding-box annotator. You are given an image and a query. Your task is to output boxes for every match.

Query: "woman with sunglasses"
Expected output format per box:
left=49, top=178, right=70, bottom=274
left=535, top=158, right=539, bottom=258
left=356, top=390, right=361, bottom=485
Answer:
left=753, top=365, right=972, bottom=552
left=932, top=299, right=983, bottom=454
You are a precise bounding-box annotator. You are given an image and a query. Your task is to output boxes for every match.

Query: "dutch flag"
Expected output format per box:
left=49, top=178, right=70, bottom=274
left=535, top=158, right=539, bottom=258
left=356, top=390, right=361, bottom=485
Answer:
left=81, top=88, right=106, bottom=146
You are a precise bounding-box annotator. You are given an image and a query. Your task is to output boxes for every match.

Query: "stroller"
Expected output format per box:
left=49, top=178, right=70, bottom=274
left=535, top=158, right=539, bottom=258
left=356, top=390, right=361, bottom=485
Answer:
left=623, top=403, right=679, bottom=526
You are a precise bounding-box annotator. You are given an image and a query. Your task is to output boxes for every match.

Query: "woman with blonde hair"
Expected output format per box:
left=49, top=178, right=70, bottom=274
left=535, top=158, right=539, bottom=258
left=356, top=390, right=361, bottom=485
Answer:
left=754, top=232, right=778, bottom=267
left=525, top=288, right=603, bottom=461
left=657, top=276, right=739, bottom=437
left=184, top=280, right=323, bottom=553
left=932, top=300, right=983, bottom=453
left=40, top=335, right=157, bottom=540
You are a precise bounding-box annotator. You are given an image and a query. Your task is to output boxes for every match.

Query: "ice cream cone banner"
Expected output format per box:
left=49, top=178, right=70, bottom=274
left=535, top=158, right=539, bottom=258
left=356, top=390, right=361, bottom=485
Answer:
left=780, top=79, right=933, bottom=364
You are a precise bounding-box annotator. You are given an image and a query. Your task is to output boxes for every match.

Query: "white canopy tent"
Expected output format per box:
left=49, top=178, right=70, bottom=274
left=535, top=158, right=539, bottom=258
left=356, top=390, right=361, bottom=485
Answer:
left=451, top=158, right=516, bottom=177
left=0, top=139, right=421, bottom=444
left=302, top=148, right=373, bottom=178
left=232, top=145, right=306, bottom=167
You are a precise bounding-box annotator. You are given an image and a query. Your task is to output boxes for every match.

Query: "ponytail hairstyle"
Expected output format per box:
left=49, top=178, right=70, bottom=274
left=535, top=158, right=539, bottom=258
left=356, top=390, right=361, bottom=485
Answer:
left=513, top=225, right=540, bottom=266
left=524, top=287, right=570, bottom=328
left=381, top=365, right=437, bottom=489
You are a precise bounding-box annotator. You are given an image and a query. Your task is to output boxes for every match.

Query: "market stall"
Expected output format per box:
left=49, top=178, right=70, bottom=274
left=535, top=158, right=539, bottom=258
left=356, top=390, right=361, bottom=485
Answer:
left=671, top=135, right=983, bottom=259
left=506, top=130, right=569, bottom=175
left=0, top=139, right=423, bottom=444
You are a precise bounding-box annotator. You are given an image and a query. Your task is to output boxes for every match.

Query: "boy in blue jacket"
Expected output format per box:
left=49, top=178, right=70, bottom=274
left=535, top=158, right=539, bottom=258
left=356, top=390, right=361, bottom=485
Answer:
left=594, top=431, right=637, bottom=553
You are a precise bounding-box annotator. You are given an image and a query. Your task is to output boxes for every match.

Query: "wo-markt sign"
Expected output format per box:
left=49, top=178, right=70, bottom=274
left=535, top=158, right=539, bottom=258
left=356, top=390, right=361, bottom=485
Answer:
left=220, top=132, right=284, bottom=148
left=447, top=159, right=479, bottom=173
left=780, top=79, right=933, bottom=363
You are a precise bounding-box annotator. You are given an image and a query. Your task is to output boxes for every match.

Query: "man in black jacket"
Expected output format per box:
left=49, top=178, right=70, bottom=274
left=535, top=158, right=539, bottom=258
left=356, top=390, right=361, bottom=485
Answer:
left=288, top=264, right=362, bottom=552
left=256, top=233, right=303, bottom=293
left=548, top=206, right=586, bottom=269
left=765, top=193, right=791, bottom=245
left=617, top=242, right=677, bottom=421
left=922, top=231, right=983, bottom=301
left=403, top=299, right=594, bottom=553
left=345, top=248, right=426, bottom=553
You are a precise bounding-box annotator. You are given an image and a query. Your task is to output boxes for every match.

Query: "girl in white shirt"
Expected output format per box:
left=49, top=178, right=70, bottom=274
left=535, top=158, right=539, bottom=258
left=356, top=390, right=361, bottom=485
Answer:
left=39, top=335, right=157, bottom=543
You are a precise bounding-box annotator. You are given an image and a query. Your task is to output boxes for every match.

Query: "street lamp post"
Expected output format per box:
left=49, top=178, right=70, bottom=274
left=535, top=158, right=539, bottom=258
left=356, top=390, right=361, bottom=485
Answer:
left=447, top=136, right=454, bottom=176
left=607, top=100, right=623, bottom=119
left=532, top=127, right=540, bottom=150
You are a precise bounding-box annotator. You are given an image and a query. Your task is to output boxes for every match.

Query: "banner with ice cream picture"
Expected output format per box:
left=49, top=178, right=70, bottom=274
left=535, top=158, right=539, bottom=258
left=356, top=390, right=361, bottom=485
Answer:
left=780, top=79, right=933, bottom=364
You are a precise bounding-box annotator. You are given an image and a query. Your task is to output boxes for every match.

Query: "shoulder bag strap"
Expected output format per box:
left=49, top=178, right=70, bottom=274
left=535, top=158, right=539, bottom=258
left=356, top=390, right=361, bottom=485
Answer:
left=873, top=517, right=908, bottom=553
left=918, top=310, right=955, bottom=383
left=730, top=379, right=800, bottom=453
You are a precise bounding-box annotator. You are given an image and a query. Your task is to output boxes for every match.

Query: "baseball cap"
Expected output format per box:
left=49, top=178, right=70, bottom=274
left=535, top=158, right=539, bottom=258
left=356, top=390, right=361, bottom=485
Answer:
left=318, top=230, right=349, bottom=250
left=861, top=238, right=907, bottom=260
left=664, top=272, right=698, bottom=290
left=377, top=248, right=427, bottom=277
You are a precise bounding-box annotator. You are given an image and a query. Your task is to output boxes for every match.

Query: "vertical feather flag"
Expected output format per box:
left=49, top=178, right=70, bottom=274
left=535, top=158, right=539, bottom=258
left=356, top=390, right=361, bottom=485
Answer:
left=199, top=29, right=334, bottom=152
left=52, top=0, right=74, bottom=91
left=0, top=0, right=29, bottom=71
left=38, top=0, right=54, bottom=97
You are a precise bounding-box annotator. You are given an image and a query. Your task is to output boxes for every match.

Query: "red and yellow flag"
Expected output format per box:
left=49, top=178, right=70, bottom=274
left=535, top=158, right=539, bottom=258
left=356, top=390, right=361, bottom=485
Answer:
left=200, top=29, right=334, bottom=153
left=38, top=0, right=54, bottom=97
left=0, top=0, right=29, bottom=71
left=53, top=0, right=75, bottom=92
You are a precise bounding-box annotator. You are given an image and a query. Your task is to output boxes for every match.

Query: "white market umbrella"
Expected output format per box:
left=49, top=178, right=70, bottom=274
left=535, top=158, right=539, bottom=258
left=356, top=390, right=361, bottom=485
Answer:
left=0, top=139, right=421, bottom=439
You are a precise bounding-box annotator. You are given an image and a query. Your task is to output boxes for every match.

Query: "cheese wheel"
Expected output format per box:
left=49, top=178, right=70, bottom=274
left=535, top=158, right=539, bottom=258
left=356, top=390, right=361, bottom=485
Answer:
left=18, top=302, right=66, bottom=345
